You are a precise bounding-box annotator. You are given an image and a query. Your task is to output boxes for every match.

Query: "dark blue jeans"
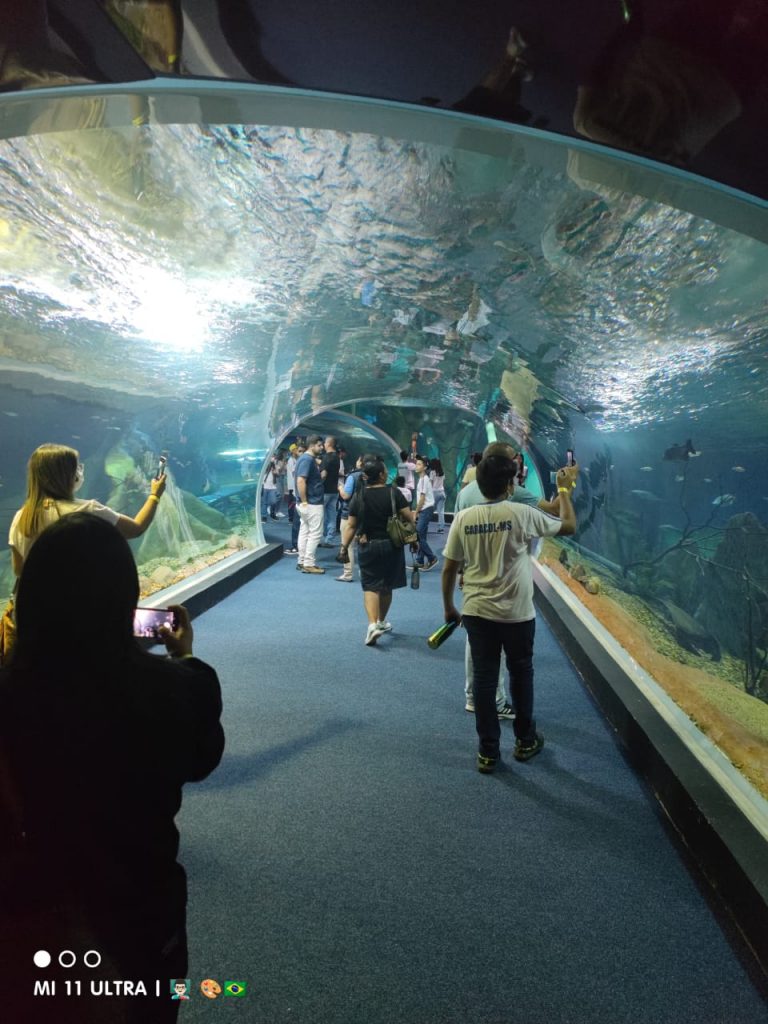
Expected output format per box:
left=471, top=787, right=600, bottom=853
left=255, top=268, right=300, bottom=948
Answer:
left=291, top=506, right=301, bottom=549
left=462, top=615, right=536, bottom=757
left=415, top=508, right=436, bottom=565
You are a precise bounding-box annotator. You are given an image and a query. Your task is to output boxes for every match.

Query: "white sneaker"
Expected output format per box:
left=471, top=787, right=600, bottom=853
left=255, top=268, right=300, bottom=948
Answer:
left=377, top=620, right=393, bottom=633
left=365, top=623, right=384, bottom=646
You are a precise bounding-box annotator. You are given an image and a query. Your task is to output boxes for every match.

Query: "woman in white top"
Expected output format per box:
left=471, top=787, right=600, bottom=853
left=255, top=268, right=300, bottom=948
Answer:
left=429, top=458, right=447, bottom=533
left=9, top=443, right=166, bottom=577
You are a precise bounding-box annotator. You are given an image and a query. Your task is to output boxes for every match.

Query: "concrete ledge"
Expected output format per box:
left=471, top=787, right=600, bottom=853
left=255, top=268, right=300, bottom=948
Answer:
left=533, top=561, right=768, bottom=981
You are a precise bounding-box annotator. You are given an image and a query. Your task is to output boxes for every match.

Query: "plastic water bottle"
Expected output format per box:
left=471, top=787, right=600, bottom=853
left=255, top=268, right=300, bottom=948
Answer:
left=411, top=564, right=420, bottom=590
left=427, top=619, right=459, bottom=649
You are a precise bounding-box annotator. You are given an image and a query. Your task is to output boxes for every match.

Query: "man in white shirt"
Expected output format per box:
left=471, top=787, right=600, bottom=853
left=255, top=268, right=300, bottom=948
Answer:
left=397, top=450, right=417, bottom=494
left=455, top=443, right=573, bottom=717
left=442, top=451, right=577, bottom=773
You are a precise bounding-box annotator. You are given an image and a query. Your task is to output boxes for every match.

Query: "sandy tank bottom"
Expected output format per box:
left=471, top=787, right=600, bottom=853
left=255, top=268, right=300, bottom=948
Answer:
left=539, top=539, right=768, bottom=800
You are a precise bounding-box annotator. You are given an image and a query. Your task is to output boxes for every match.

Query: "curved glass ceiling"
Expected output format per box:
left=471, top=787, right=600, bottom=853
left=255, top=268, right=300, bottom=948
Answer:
left=0, top=81, right=766, bottom=456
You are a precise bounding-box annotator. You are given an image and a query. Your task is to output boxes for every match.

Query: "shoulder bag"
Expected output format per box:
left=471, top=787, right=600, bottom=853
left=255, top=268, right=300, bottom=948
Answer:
left=386, top=487, right=418, bottom=548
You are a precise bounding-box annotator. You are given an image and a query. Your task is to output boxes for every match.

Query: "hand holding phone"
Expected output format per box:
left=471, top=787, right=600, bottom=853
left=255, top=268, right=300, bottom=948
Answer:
left=159, top=604, right=193, bottom=659
left=566, top=449, right=575, bottom=467
left=133, top=607, right=179, bottom=640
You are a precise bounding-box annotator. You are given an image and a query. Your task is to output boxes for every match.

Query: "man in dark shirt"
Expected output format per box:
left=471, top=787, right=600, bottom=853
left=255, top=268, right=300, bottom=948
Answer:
left=295, top=435, right=326, bottom=574
left=320, top=435, right=341, bottom=546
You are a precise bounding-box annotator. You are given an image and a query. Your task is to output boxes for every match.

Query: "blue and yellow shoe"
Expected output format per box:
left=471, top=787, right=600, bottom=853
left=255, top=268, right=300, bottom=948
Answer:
left=514, top=732, right=544, bottom=762
left=477, top=752, right=499, bottom=774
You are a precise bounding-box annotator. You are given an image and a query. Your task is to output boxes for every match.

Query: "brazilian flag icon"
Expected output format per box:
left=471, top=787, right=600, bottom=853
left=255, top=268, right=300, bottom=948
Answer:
left=224, top=981, right=247, bottom=998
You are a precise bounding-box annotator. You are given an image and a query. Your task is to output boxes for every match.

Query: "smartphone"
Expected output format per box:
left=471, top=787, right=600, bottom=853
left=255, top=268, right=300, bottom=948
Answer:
left=566, top=449, right=575, bottom=467
left=133, top=607, right=178, bottom=639
left=156, top=454, right=167, bottom=479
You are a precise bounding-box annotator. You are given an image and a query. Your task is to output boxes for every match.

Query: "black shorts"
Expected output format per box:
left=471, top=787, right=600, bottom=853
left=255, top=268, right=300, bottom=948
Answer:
left=357, top=538, right=407, bottom=592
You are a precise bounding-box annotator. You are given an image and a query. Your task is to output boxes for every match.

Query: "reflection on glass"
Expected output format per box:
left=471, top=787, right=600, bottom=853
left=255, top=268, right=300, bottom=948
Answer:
left=574, top=2, right=768, bottom=166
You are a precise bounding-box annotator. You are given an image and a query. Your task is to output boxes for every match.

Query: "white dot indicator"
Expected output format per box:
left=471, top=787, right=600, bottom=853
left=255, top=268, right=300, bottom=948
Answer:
left=59, top=950, right=76, bottom=968
left=84, top=950, right=101, bottom=968
left=33, top=951, right=51, bottom=968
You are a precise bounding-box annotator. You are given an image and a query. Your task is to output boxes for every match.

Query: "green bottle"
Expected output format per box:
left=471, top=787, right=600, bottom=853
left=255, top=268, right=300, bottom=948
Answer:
left=427, top=619, right=459, bottom=649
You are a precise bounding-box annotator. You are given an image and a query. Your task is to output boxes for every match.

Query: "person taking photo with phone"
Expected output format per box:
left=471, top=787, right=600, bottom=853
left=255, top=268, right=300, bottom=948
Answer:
left=2, top=443, right=167, bottom=667
left=8, top=443, right=166, bottom=578
left=442, top=452, right=577, bottom=774
left=0, top=512, right=223, bottom=1024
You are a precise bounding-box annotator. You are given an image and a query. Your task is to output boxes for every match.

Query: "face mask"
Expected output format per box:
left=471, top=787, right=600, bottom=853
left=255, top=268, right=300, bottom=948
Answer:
left=73, top=464, right=85, bottom=493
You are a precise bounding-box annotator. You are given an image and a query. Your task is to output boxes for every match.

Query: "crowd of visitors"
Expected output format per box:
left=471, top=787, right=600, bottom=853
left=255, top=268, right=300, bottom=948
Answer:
left=1, top=432, right=577, bottom=1020
left=269, top=436, right=579, bottom=769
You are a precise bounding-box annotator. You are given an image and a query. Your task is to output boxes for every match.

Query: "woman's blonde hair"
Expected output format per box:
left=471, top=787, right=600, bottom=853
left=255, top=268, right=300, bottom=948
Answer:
left=17, top=444, right=79, bottom=539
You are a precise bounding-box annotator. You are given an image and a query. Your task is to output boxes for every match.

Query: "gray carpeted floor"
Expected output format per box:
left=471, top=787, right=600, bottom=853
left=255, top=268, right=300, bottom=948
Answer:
left=177, top=521, right=768, bottom=1023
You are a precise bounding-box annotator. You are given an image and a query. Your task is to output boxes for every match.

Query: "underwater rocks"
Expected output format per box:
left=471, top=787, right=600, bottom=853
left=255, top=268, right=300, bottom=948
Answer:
left=569, top=562, right=600, bottom=593
left=699, top=513, right=768, bottom=668
left=656, top=598, right=721, bottom=662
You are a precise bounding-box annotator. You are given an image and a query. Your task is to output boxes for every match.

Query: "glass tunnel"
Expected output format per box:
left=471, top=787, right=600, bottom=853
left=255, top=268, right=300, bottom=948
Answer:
left=0, top=79, right=766, bottom=811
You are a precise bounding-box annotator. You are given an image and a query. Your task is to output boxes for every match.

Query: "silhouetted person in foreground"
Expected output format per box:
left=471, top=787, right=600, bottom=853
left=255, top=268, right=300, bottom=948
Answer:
left=0, top=513, right=224, bottom=1024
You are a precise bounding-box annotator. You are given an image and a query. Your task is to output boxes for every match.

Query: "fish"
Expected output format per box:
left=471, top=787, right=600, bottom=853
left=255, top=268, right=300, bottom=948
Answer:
left=639, top=466, right=653, bottom=472
left=663, top=439, right=697, bottom=461
left=675, top=475, right=685, bottom=482
left=703, top=477, right=712, bottom=483
left=731, top=466, right=746, bottom=473
left=2, top=411, right=19, bottom=417
left=631, top=489, right=664, bottom=502
left=712, top=494, right=736, bottom=507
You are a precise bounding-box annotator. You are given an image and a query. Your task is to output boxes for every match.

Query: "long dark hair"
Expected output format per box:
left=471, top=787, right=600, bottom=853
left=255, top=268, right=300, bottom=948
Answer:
left=12, top=512, right=139, bottom=666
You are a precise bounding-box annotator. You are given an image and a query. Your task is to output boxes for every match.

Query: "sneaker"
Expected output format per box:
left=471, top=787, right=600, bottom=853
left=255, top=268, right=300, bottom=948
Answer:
left=302, top=565, right=325, bottom=574
left=296, top=562, right=304, bottom=571
left=465, top=702, right=515, bottom=719
left=514, top=732, right=544, bottom=762
left=365, top=623, right=384, bottom=646
left=422, top=558, right=438, bottom=571
left=318, top=542, right=335, bottom=548
left=335, top=574, right=353, bottom=582
left=377, top=620, right=392, bottom=633
left=283, top=548, right=299, bottom=555
left=273, top=512, right=286, bottom=519
left=477, top=752, right=499, bottom=774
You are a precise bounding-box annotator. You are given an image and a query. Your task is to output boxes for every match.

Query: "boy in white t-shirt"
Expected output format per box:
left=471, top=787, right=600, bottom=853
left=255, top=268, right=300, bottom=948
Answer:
left=414, top=456, right=437, bottom=570
left=442, top=453, right=577, bottom=773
